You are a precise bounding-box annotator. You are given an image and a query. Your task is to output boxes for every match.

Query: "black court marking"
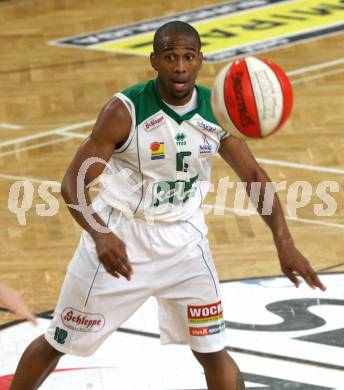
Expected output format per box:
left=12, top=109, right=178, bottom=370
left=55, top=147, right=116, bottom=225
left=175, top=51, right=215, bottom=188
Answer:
left=114, top=326, right=344, bottom=371
left=242, top=373, right=333, bottom=389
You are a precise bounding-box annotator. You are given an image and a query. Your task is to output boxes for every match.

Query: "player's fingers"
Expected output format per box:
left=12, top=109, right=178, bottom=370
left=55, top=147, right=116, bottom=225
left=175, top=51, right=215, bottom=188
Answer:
left=14, top=306, right=37, bottom=326
left=114, top=258, right=132, bottom=280
left=284, top=268, right=299, bottom=287
left=99, top=256, right=120, bottom=278
left=308, top=272, right=326, bottom=291
left=116, top=250, right=133, bottom=275
left=303, top=273, right=316, bottom=289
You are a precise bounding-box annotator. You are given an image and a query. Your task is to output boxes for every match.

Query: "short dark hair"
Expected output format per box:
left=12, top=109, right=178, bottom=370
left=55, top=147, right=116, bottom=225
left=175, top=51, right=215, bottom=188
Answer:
left=153, top=21, right=201, bottom=53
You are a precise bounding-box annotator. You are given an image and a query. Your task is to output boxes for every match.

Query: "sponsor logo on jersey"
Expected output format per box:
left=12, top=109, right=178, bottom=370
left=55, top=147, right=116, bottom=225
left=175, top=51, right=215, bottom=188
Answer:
left=151, top=174, right=199, bottom=206
left=196, top=119, right=218, bottom=134
left=189, top=321, right=226, bottom=336
left=199, top=135, right=212, bottom=157
left=150, top=141, right=165, bottom=160
left=188, top=301, right=223, bottom=319
left=175, top=132, right=186, bottom=146
left=143, top=114, right=165, bottom=131
left=61, top=307, right=105, bottom=332
left=52, top=0, right=344, bottom=62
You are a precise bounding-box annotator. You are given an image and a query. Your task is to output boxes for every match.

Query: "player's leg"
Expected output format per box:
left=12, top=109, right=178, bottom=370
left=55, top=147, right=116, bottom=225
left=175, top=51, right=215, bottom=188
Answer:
left=10, top=335, right=64, bottom=390
left=154, top=214, right=245, bottom=389
left=11, top=210, right=152, bottom=389
left=192, top=349, right=245, bottom=390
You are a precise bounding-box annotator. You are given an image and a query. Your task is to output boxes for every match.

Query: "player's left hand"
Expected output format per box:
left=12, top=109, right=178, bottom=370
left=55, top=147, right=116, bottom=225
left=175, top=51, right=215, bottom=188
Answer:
left=277, top=243, right=326, bottom=291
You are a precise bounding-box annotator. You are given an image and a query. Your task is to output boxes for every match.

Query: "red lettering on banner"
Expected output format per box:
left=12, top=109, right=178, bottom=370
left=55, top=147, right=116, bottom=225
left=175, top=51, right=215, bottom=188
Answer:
left=188, top=301, right=223, bottom=319
left=143, top=115, right=165, bottom=131
left=189, top=327, right=209, bottom=336
left=61, top=307, right=105, bottom=333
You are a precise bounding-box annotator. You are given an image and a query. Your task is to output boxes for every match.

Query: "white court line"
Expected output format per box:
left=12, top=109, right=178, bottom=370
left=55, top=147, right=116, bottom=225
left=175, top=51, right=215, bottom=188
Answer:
left=3, top=130, right=344, bottom=175
left=57, top=130, right=88, bottom=139
left=0, top=58, right=343, bottom=174
left=287, top=57, right=344, bottom=76
left=255, top=158, right=344, bottom=175
left=0, top=123, right=24, bottom=130
left=292, top=68, right=344, bottom=85
left=0, top=138, right=70, bottom=158
left=0, top=119, right=95, bottom=149
left=0, top=173, right=60, bottom=186
left=202, top=205, right=344, bottom=230
left=0, top=172, right=343, bottom=230
left=0, top=57, right=342, bottom=151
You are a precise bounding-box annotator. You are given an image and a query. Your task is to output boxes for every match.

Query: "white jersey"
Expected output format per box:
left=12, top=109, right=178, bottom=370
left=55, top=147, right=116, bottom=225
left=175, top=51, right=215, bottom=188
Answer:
left=97, top=79, right=228, bottom=223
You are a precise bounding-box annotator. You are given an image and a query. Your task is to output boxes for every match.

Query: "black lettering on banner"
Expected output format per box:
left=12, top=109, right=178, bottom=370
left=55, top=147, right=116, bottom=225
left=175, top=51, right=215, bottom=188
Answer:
left=292, top=2, right=344, bottom=16
left=271, top=13, right=308, bottom=21
left=200, top=28, right=238, bottom=39
left=227, top=19, right=286, bottom=31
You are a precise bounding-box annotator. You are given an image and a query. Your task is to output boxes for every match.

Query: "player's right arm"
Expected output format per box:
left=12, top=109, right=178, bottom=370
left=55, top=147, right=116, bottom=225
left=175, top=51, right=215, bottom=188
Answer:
left=61, top=97, right=133, bottom=280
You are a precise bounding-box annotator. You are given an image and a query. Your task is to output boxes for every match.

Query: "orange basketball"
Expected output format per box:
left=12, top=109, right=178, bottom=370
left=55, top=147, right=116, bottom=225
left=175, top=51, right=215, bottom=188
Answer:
left=211, top=56, right=293, bottom=139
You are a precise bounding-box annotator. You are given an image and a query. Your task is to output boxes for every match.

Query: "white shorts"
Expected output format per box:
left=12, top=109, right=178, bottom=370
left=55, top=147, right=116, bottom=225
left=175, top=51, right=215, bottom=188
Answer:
left=45, top=206, right=227, bottom=356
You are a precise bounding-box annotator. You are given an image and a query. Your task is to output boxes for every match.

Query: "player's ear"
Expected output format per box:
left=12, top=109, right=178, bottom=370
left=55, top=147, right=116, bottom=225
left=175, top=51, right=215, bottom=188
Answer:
left=198, top=51, right=203, bottom=67
left=150, top=52, right=158, bottom=71
left=196, top=51, right=203, bottom=71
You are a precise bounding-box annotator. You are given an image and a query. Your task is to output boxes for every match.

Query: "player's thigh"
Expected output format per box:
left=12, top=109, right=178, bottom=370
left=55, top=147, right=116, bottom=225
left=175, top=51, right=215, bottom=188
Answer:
left=45, top=234, right=151, bottom=356
left=157, top=239, right=227, bottom=353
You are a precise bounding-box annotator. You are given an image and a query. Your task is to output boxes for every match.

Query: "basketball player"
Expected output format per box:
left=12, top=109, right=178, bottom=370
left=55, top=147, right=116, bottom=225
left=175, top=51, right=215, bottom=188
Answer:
left=10, top=21, right=325, bottom=390
left=0, top=282, right=36, bottom=325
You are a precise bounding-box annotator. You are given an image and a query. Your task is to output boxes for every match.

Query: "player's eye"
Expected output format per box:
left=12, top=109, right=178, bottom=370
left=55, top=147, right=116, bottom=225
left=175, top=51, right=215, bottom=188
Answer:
left=165, top=54, right=176, bottom=61
left=185, top=54, right=195, bottom=61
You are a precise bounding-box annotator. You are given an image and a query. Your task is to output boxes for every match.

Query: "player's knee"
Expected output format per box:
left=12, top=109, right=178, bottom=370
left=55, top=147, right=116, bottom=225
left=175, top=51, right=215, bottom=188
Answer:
left=34, top=335, right=64, bottom=359
left=192, top=348, right=227, bottom=371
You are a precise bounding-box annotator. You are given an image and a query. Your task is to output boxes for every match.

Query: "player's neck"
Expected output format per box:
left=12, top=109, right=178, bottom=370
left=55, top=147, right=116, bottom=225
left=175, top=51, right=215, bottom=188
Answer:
left=163, top=88, right=198, bottom=116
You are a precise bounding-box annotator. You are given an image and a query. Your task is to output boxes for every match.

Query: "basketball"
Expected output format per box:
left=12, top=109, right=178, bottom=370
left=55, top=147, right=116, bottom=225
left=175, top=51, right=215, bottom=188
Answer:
left=211, top=56, right=293, bottom=139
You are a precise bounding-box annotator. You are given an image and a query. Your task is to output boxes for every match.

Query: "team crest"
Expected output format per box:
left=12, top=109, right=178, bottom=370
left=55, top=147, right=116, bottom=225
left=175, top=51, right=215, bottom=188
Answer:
left=150, top=141, right=165, bottom=160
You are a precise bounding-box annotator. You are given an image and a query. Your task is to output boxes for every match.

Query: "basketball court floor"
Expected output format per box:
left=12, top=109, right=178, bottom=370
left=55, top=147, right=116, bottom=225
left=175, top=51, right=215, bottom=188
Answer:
left=0, top=0, right=344, bottom=388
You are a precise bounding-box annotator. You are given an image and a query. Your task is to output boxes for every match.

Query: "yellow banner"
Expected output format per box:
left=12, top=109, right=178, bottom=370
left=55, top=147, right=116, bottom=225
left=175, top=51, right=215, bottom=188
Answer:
left=96, top=0, right=344, bottom=56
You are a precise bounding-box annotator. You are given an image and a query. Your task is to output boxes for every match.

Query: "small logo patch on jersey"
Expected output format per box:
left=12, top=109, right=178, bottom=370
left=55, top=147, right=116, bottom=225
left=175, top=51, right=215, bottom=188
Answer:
left=150, top=141, right=165, bottom=160
left=143, top=114, right=165, bottom=131
left=189, top=322, right=226, bottom=336
left=197, top=119, right=218, bottom=134
left=188, top=301, right=223, bottom=321
left=61, top=307, right=105, bottom=332
left=175, top=132, right=186, bottom=146
left=199, top=135, right=213, bottom=157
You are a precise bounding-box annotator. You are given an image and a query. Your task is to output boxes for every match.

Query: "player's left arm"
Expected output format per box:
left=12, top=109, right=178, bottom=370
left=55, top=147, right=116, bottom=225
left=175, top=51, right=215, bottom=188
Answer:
left=218, top=135, right=326, bottom=291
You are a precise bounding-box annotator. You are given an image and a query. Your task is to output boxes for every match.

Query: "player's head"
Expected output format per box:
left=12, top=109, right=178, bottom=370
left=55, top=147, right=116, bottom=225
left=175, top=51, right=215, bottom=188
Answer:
left=150, top=21, right=203, bottom=105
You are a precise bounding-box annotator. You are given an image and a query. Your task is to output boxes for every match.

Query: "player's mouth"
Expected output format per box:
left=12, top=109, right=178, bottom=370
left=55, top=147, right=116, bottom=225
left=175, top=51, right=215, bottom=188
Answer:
left=171, top=79, right=189, bottom=92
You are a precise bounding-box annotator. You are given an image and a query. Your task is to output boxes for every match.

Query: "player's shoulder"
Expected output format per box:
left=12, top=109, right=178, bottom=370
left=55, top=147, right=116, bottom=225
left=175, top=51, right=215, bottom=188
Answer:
left=195, top=83, right=212, bottom=99
left=121, top=81, right=153, bottom=102
left=195, top=84, right=217, bottom=122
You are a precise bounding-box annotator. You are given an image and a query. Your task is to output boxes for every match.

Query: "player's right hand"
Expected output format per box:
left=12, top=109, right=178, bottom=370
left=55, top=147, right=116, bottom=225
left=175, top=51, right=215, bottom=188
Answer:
left=93, top=232, right=133, bottom=281
left=0, top=283, right=37, bottom=325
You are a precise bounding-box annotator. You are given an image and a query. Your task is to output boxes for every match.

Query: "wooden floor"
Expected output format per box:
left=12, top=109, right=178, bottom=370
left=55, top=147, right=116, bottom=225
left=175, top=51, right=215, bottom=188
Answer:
left=0, top=0, right=343, bottom=326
